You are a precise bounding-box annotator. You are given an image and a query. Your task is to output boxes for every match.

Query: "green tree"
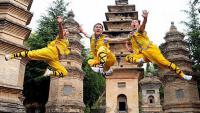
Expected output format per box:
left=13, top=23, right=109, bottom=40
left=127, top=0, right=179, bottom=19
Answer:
left=26, top=0, right=69, bottom=50
left=23, top=0, right=70, bottom=112
left=182, top=0, right=200, bottom=98
left=82, top=48, right=105, bottom=111
left=182, top=0, right=200, bottom=72
left=144, top=62, right=158, bottom=76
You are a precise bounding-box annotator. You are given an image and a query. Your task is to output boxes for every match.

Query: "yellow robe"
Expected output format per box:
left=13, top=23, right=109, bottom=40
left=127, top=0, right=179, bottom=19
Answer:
left=27, top=37, right=70, bottom=76
left=125, top=31, right=185, bottom=78
left=88, top=34, right=116, bottom=71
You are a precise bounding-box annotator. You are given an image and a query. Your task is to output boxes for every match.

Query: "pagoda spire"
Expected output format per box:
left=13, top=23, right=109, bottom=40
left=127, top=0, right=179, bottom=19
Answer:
left=115, top=0, right=128, bottom=5
left=160, top=22, right=200, bottom=113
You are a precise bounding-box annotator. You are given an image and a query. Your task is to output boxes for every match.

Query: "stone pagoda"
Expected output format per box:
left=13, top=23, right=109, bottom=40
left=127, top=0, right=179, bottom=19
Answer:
left=46, top=11, right=85, bottom=113
left=0, top=0, right=33, bottom=112
left=103, top=0, right=143, bottom=113
left=139, top=73, right=162, bottom=113
left=159, top=22, right=200, bottom=112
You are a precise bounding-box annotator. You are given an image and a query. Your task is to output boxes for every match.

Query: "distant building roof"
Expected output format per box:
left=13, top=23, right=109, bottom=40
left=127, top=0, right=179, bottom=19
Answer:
left=139, top=73, right=162, bottom=85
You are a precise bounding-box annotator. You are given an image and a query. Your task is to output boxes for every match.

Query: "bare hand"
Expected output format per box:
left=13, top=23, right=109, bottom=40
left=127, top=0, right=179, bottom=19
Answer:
left=57, top=16, right=62, bottom=23
left=79, top=26, right=84, bottom=33
left=78, top=26, right=89, bottom=37
left=127, top=48, right=134, bottom=53
left=142, top=10, right=148, bottom=18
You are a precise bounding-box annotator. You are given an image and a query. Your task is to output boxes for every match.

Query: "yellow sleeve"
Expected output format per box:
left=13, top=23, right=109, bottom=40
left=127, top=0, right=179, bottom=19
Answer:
left=136, top=31, right=147, bottom=36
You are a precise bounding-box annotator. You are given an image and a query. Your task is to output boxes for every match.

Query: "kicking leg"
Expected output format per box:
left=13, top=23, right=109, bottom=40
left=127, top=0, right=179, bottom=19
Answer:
left=141, top=46, right=192, bottom=80
left=45, top=60, right=68, bottom=77
left=5, top=47, right=58, bottom=61
left=5, top=51, right=29, bottom=61
left=151, top=52, right=192, bottom=80
left=168, top=62, right=192, bottom=80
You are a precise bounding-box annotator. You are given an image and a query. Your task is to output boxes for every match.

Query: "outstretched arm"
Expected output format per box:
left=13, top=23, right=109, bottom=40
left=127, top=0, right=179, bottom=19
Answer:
left=79, top=26, right=90, bottom=38
left=57, top=16, right=64, bottom=39
left=138, top=10, right=148, bottom=33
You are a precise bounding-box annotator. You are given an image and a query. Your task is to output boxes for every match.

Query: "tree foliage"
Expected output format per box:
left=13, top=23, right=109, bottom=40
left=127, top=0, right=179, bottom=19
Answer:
left=82, top=48, right=106, bottom=110
left=26, top=0, right=69, bottom=50
left=144, top=62, right=158, bottom=76
left=182, top=0, right=200, bottom=71
left=23, top=0, right=69, bottom=112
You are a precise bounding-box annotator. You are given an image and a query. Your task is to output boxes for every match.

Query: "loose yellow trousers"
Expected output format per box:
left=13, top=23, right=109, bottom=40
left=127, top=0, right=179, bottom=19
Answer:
left=125, top=44, right=184, bottom=78
left=28, top=46, right=68, bottom=77
left=88, top=46, right=116, bottom=71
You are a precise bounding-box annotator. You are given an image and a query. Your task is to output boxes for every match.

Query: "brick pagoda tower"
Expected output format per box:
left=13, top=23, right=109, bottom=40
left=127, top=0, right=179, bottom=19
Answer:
left=46, top=11, right=85, bottom=113
left=0, top=0, right=33, bottom=112
left=103, top=0, right=143, bottom=113
left=139, top=73, right=162, bottom=113
left=160, top=22, right=200, bottom=112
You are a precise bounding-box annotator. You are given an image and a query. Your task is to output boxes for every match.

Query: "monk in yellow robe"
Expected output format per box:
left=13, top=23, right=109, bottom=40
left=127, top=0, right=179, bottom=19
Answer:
left=120, top=10, right=192, bottom=80
left=80, top=23, right=121, bottom=76
left=5, top=16, right=70, bottom=78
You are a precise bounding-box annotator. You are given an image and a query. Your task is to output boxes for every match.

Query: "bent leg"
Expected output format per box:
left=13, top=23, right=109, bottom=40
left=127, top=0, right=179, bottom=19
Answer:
left=97, top=46, right=108, bottom=67
left=104, top=50, right=116, bottom=71
left=88, top=57, right=100, bottom=67
left=48, top=60, right=68, bottom=77
left=125, top=53, right=148, bottom=64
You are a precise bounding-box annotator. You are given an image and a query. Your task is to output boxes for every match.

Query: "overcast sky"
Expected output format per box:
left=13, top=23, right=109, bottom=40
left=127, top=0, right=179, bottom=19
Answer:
left=29, top=0, right=190, bottom=48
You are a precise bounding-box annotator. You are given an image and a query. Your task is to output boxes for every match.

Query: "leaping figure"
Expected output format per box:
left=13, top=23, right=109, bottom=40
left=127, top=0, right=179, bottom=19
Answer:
left=119, top=10, right=192, bottom=80
left=5, top=16, right=70, bottom=78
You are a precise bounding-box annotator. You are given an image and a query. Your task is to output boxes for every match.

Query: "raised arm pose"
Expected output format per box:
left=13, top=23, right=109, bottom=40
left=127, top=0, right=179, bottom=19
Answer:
left=79, top=23, right=119, bottom=76
left=121, top=10, right=192, bottom=80
left=5, top=16, right=70, bottom=78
